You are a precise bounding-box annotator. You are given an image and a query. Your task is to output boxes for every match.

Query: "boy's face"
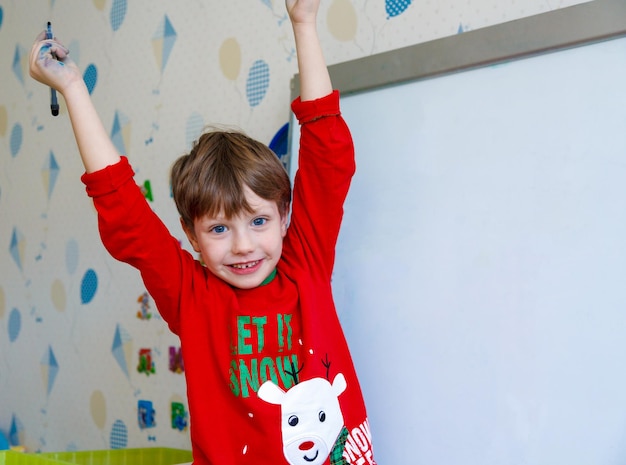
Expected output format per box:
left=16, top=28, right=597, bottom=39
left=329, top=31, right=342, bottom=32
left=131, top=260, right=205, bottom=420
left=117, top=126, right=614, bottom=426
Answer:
left=183, top=186, right=288, bottom=289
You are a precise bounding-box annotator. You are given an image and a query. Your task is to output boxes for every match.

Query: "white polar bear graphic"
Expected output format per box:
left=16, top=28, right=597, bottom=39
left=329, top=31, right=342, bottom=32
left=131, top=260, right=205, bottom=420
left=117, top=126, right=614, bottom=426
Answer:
left=258, top=374, right=347, bottom=465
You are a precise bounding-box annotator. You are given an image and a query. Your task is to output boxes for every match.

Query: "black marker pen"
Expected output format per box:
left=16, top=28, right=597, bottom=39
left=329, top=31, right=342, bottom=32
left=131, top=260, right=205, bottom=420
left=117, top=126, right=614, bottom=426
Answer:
left=46, top=22, right=59, bottom=116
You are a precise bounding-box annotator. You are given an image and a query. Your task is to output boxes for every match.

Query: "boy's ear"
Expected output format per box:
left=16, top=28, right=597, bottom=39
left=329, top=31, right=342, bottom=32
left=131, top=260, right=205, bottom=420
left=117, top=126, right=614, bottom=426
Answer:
left=280, top=204, right=290, bottom=237
left=180, top=218, right=201, bottom=253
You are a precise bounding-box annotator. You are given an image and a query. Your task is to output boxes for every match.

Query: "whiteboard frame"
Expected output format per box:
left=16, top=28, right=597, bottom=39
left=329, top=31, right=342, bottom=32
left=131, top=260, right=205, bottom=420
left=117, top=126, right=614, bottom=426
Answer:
left=290, top=0, right=626, bottom=101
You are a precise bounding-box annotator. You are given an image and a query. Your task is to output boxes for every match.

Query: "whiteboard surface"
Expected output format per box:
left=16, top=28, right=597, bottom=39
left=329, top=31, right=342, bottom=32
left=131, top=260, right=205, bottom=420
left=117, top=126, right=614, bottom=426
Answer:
left=292, top=35, right=626, bottom=464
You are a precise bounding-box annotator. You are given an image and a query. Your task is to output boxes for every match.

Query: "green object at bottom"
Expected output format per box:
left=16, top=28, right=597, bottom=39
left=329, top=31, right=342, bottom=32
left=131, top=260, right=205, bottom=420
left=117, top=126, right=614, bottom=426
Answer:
left=3, top=448, right=192, bottom=465
left=40, top=448, right=192, bottom=465
left=0, top=451, right=66, bottom=465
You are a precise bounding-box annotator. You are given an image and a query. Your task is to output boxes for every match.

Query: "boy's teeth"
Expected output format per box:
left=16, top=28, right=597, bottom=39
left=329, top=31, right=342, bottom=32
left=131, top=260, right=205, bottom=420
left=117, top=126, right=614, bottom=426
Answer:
left=232, top=261, right=258, bottom=269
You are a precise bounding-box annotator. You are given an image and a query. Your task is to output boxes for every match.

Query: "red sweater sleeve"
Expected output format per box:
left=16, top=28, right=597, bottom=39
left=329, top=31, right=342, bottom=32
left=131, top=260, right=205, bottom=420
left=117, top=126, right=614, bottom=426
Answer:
left=81, top=157, right=195, bottom=334
left=284, top=91, right=356, bottom=279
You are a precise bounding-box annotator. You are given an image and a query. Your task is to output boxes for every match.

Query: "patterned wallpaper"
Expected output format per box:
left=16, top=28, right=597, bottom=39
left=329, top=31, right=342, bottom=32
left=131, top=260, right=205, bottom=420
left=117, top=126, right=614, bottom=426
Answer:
left=0, top=0, right=589, bottom=454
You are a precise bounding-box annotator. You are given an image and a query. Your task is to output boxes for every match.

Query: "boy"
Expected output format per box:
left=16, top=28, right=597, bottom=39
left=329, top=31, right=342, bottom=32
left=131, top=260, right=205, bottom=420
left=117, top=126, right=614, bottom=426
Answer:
left=30, top=1, right=376, bottom=464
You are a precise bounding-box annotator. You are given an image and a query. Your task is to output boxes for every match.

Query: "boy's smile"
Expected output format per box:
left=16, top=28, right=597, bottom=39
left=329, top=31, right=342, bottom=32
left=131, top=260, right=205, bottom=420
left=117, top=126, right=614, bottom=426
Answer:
left=184, top=186, right=288, bottom=289
left=230, top=260, right=262, bottom=271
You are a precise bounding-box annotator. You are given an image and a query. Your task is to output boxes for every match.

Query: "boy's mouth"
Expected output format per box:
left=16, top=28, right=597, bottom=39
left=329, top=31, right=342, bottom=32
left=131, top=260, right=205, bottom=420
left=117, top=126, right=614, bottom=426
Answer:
left=230, top=260, right=261, bottom=270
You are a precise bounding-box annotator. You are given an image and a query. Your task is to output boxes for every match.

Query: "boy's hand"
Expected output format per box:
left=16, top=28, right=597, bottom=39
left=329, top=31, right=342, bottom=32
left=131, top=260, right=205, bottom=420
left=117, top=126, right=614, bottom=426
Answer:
left=286, top=0, right=331, bottom=100
left=29, top=31, right=80, bottom=95
left=285, top=0, right=320, bottom=25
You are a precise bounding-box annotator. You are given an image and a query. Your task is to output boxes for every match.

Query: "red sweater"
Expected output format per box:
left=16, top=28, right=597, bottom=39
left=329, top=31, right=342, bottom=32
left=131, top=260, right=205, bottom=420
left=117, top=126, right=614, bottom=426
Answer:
left=82, top=91, right=376, bottom=465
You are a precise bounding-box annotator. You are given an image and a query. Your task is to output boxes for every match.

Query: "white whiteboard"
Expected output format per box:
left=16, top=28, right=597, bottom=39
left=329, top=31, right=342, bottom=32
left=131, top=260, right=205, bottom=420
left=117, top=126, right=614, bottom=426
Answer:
left=290, top=13, right=626, bottom=465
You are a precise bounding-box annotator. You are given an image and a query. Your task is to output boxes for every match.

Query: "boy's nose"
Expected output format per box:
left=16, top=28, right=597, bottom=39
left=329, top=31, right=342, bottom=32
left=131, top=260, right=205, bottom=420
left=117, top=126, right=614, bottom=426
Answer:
left=232, top=230, right=254, bottom=254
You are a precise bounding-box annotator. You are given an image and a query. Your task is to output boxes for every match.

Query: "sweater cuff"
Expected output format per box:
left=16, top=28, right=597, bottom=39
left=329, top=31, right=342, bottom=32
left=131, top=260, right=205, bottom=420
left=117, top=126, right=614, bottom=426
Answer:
left=291, top=90, right=341, bottom=124
left=80, top=156, right=135, bottom=198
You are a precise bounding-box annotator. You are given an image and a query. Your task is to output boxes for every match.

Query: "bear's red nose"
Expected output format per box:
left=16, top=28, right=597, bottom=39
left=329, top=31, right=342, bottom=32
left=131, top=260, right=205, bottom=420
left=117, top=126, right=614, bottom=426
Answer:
left=299, top=441, right=314, bottom=451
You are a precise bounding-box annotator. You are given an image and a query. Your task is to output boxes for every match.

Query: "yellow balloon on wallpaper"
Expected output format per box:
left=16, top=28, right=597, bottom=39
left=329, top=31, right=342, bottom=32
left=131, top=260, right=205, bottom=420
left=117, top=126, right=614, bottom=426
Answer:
left=0, top=105, right=7, bottom=136
left=92, top=0, right=106, bottom=10
left=51, top=279, right=66, bottom=312
left=90, top=390, right=106, bottom=430
left=327, top=0, right=357, bottom=42
left=219, top=38, right=241, bottom=81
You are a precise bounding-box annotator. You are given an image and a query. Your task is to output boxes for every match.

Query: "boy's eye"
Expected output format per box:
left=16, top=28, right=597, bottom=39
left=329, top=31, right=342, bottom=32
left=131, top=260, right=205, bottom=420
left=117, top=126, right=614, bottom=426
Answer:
left=252, top=217, right=267, bottom=227
left=211, top=225, right=227, bottom=234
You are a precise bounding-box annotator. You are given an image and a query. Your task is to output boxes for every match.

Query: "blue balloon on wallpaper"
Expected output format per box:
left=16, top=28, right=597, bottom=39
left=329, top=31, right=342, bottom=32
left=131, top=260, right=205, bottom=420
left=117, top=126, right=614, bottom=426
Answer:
left=0, top=6, right=4, bottom=30
left=83, top=64, right=98, bottom=94
left=246, top=60, right=270, bottom=107
left=10, top=123, right=22, bottom=157
left=386, top=0, right=412, bottom=18
left=80, top=269, right=98, bottom=304
left=8, top=308, right=21, bottom=342
left=269, top=122, right=289, bottom=169
left=110, top=0, right=128, bottom=31
left=110, top=420, right=128, bottom=449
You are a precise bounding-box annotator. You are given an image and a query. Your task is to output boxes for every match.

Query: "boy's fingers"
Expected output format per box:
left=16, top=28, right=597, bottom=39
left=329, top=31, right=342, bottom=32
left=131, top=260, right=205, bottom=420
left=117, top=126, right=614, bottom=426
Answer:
left=30, top=33, right=46, bottom=61
left=31, top=41, right=69, bottom=68
left=29, top=42, right=46, bottom=69
left=30, top=35, right=52, bottom=64
left=52, top=43, right=70, bottom=59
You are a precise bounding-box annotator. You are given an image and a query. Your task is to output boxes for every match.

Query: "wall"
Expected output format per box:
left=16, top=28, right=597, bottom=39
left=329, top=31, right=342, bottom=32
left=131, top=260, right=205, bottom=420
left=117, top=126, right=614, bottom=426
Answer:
left=0, top=0, right=589, bottom=454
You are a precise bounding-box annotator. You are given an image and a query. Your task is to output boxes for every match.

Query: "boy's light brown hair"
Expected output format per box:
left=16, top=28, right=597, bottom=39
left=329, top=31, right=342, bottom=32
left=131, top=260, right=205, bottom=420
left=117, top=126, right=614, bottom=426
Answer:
left=171, top=130, right=291, bottom=231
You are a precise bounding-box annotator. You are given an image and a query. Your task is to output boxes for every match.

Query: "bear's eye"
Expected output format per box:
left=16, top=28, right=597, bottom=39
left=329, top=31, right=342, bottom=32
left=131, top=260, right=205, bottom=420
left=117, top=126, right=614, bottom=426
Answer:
left=288, top=415, right=299, bottom=427
left=319, top=411, right=326, bottom=422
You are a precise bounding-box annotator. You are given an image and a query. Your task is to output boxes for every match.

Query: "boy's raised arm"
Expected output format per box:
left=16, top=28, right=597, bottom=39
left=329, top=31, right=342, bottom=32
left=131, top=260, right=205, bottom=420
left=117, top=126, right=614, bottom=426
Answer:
left=286, top=0, right=332, bottom=101
left=29, top=31, right=121, bottom=174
